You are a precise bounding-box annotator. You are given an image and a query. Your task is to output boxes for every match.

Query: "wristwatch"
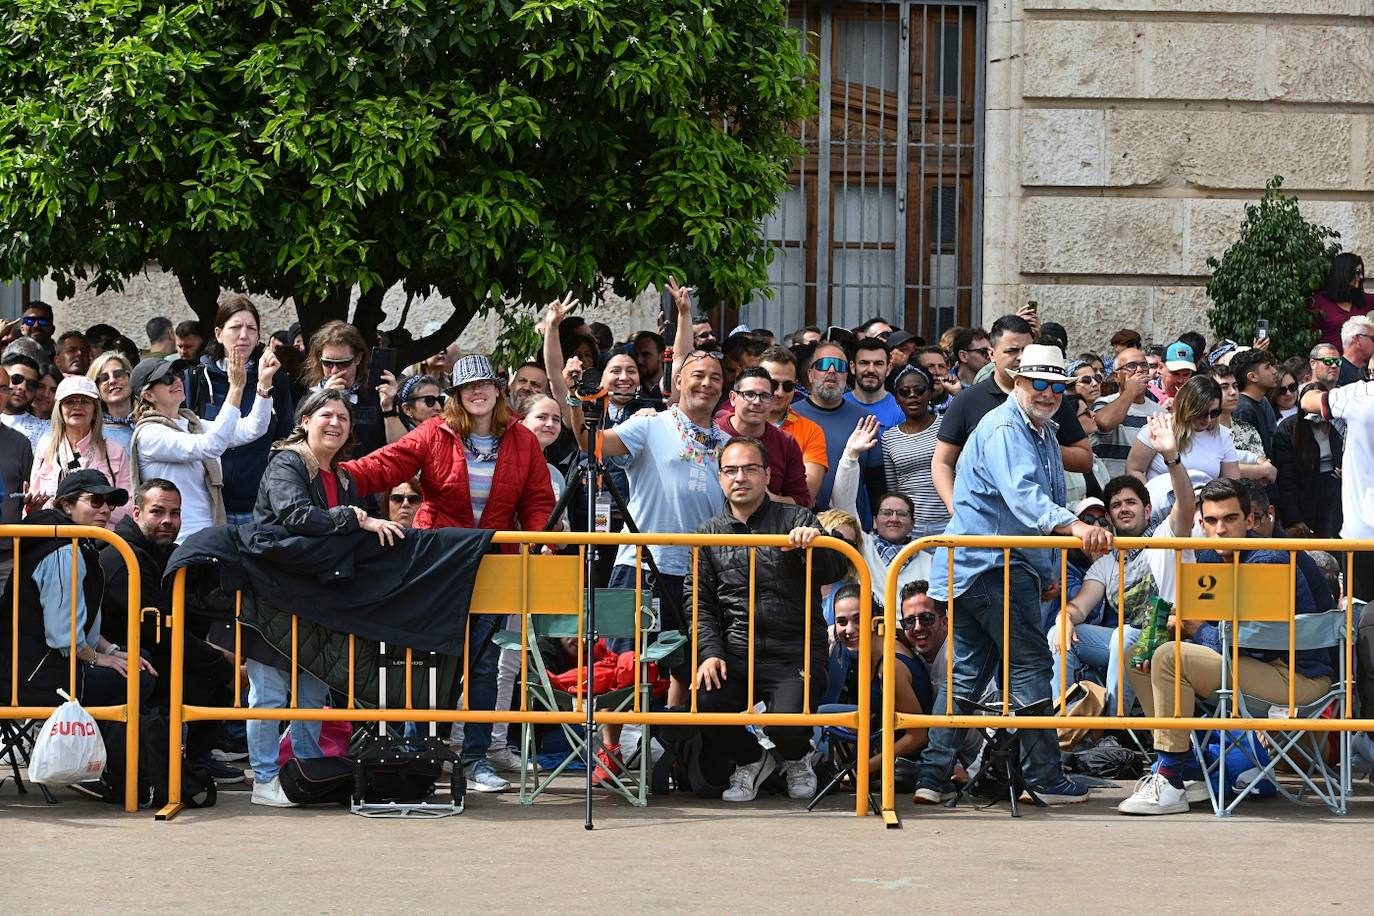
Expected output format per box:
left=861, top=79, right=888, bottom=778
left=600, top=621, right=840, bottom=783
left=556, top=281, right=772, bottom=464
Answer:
left=1163, top=454, right=1182, bottom=466
left=382, top=408, right=398, bottom=418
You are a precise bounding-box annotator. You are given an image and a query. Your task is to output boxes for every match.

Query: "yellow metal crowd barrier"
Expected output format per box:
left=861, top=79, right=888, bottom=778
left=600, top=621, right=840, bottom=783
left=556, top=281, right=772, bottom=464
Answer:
left=157, top=532, right=872, bottom=821
left=879, top=534, right=1369, bottom=827
left=1, top=524, right=143, bottom=813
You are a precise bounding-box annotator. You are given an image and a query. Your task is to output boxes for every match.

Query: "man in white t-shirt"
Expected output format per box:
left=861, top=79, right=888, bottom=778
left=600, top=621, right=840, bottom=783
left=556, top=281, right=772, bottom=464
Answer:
left=1049, top=414, right=1196, bottom=713
left=1304, top=380, right=1374, bottom=597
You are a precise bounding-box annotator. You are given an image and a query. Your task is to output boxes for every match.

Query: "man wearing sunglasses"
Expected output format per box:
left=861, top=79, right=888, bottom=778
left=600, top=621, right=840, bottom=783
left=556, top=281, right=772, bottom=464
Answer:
left=792, top=342, right=885, bottom=523
left=932, top=315, right=1092, bottom=515
left=1092, top=346, right=1164, bottom=479
left=913, top=343, right=1109, bottom=807
left=1309, top=343, right=1342, bottom=386
left=950, top=326, right=990, bottom=388
left=0, top=353, right=48, bottom=452
left=757, top=346, right=827, bottom=502
left=19, top=302, right=55, bottom=354
left=1231, top=348, right=1279, bottom=455
left=0, top=363, right=33, bottom=593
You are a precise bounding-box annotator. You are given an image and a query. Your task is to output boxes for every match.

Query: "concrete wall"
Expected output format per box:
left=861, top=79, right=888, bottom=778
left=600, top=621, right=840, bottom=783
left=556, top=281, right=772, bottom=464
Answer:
left=984, top=0, right=1374, bottom=349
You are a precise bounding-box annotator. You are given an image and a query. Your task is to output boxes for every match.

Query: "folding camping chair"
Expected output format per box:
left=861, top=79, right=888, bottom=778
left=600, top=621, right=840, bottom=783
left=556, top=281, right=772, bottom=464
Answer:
left=1193, top=609, right=1349, bottom=816
left=0, top=719, right=55, bottom=803
left=493, top=588, right=685, bottom=806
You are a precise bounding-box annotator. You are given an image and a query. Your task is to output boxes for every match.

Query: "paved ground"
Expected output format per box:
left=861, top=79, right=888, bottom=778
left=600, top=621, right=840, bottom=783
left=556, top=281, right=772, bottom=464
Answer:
left=4, top=771, right=1373, bottom=913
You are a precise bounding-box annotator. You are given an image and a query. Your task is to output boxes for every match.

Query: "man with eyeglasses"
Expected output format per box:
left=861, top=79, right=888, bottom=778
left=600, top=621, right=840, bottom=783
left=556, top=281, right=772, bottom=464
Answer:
left=688, top=435, right=847, bottom=802
left=912, top=343, right=1109, bottom=807
left=1337, top=315, right=1374, bottom=386
left=19, top=302, right=55, bottom=355
left=950, top=327, right=990, bottom=388
left=1231, top=347, right=1279, bottom=455
left=716, top=367, right=811, bottom=506
left=0, top=353, right=49, bottom=452
left=1092, top=346, right=1164, bottom=479
left=843, top=338, right=903, bottom=430
left=792, top=342, right=885, bottom=523
left=932, top=316, right=1092, bottom=515
left=1309, top=343, right=1342, bottom=386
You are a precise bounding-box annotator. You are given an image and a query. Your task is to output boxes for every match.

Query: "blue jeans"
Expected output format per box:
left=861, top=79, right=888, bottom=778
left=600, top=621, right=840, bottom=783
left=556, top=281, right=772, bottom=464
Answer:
left=915, top=566, right=1062, bottom=789
left=225, top=510, right=254, bottom=527
left=460, top=617, right=501, bottom=765
left=246, top=658, right=330, bottom=784
left=1050, top=623, right=1141, bottom=716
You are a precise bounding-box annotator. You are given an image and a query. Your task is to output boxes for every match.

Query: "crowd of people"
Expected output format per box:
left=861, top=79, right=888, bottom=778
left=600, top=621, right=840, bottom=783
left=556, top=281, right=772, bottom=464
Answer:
left=3, top=250, right=1373, bottom=817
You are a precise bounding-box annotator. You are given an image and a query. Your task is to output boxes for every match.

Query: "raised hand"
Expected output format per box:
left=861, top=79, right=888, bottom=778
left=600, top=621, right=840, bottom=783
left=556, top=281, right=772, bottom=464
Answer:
left=544, top=292, right=578, bottom=328
left=376, top=370, right=398, bottom=411
left=257, top=347, right=281, bottom=390
left=666, top=276, right=694, bottom=317
left=1145, top=411, right=1177, bottom=459
left=844, top=414, right=880, bottom=459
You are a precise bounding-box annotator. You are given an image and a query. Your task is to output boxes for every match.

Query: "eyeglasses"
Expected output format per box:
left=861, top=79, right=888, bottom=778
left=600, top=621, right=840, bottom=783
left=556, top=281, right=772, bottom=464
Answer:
left=719, top=463, right=766, bottom=478
left=813, top=356, right=848, bottom=374
left=320, top=356, right=356, bottom=368
left=389, top=493, right=422, bottom=506
left=683, top=349, right=724, bottom=364
left=1278, top=382, right=1299, bottom=394
left=876, top=508, right=912, bottom=519
left=1116, top=360, right=1149, bottom=373
left=961, top=346, right=992, bottom=358
left=895, top=386, right=929, bottom=398
left=95, top=368, right=129, bottom=385
left=81, top=493, right=112, bottom=508
left=1030, top=379, right=1068, bottom=394
left=1077, top=513, right=1111, bottom=527
left=407, top=394, right=446, bottom=408
left=10, top=378, right=38, bottom=392
left=732, top=389, right=775, bottom=403
left=777, top=380, right=797, bottom=393
left=899, top=612, right=941, bottom=630
left=21, top=316, right=52, bottom=328
left=60, top=396, right=95, bottom=409
left=1205, top=407, right=1223, bottom=419
left=1075, top=373, right=1103, bottom=385
left=1315, top=356, right=1341, bottom=367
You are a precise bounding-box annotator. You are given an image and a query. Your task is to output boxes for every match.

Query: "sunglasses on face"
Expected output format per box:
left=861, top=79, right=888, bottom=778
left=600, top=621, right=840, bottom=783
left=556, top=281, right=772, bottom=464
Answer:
left=1315, top=356, right=1341, bottom=367
left=1205, top=407, right=1223, bottom=419
left=407, top=394, right=446, bottom=409
left=95, top=368, right=129, bottom=385
left=21, top=316, right=52, bottom=327
left=684, top=349, right=724, bottom=363
left=1077, top=513, right=1111, bottom=527
left=813, top=356, right=848, bottom=374
left=320, top=356, right=356, bottom=368
left=389, top=493, right=421, bottom=506
left=81, top=493, right=112, bottom=509
left=900, top=612, right=941, bottom=630
left=895, top=385, right=929, bottom=398
left=777, top=380, right=797, bottom=393
left=1076, top=374, right=1103, bottom=385
left=962, top=347, right=991, bottom=358
left=1030, top=379, right=1068, bottom=394
left=1278, top=382, right=1299, bottom=394
left=10, top=378, right=38, bottom=392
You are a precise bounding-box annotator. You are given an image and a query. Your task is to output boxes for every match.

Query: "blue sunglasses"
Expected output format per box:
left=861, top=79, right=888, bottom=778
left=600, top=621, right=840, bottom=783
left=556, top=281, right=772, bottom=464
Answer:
left=1030, top=378, right=1068, bottom=394
left=813, top=356, right=848, bottom=373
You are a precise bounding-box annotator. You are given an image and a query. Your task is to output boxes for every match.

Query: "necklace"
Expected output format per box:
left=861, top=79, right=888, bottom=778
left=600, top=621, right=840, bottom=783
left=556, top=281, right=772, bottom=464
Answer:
left=671, top=406, right=725, bottom=465
left=463, top=433, right=500, bottom=463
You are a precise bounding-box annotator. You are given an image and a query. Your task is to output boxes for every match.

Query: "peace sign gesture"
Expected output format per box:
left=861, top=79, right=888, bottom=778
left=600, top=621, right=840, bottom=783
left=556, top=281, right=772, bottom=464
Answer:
left=544, top=291, right=578, bottom=328
left=666, top=276, right=694, bottom=317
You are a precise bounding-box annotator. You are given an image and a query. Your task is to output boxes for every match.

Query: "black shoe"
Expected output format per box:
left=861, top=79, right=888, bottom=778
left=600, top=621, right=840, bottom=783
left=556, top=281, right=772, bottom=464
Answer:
left=193, top=756, right=248, bottom=785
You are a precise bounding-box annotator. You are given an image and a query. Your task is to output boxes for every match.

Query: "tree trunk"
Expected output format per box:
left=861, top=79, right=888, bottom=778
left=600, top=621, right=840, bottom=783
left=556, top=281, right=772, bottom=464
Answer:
left=400, top=302, right=479, bottom=367
left=172, top=258, right=221, bottom=328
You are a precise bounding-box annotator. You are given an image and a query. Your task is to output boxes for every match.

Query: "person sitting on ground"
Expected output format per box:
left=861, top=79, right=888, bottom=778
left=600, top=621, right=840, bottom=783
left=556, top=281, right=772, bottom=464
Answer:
left=689, top=436, right=847, bottom=802
left=30, top=376, right=133, bottom=524
left=1119, top=477, right=1334, bottom=816
left=0, top=469, right=154, bottom=711
left=825, top=583, right=929, bottom=774
left=1049, top=416, right=1197, bottom=715
left=98, top=478, right=243, bottom=786
left=247, top=389, right=407, bottom=808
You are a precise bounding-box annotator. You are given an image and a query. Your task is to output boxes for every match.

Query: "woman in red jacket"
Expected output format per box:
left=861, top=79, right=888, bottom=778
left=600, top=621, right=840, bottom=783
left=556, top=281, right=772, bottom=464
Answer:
left=342, top=353, right=553, bottom=794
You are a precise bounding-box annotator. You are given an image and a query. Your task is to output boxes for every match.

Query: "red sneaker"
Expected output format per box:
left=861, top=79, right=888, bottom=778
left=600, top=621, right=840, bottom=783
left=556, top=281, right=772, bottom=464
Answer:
left=591, top=745, right=626, bottom=787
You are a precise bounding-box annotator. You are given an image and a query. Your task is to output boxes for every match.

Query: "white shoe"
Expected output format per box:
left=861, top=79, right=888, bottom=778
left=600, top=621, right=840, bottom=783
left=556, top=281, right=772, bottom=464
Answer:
left=782, top=758, right=817, bottom=799
left=1117, top=773, right=1189, bottom=816
left=250, top=777, right=298, bottom=808
left=486, top=747, right=534, bottom=773
left=722, top=755, right=777, bottom=802
left=1183, top=780, right=1210, bottom=803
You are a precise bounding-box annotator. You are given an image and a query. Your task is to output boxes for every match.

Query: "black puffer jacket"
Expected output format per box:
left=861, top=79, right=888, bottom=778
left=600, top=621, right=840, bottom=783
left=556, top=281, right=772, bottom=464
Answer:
left=687, top=497, right=847, bottom=669
left=254, top=441, right=362, bottom=534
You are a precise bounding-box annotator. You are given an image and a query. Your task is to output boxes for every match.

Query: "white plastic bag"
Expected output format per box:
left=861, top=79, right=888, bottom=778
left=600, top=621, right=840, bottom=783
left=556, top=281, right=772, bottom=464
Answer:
left=28, top=696, right=107, bottom=786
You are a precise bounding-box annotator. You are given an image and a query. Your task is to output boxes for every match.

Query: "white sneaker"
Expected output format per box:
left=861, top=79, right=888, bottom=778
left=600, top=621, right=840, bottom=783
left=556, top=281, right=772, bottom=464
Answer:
left=1183, top=780, right=1210, bottom=803
left=250, top=777, right=298, bottom=808
left=1117, top=773, right=1190, bottom=816
left=722, top=755, right=777, bottom=802
left=486, top=747, right=534, bottom=773
left=782, top=758, right=817, bottom=799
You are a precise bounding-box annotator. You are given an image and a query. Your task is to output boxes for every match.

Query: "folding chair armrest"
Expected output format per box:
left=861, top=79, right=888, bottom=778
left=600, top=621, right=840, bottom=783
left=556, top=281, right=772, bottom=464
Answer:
left=642, top=631, right=689, bottom=665
left=492, top=630, right=525, bottom=652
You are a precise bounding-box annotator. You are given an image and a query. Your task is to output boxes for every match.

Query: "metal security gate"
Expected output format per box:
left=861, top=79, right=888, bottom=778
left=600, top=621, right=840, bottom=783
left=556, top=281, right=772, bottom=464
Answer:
left=741, top=0, right=984, bottom=342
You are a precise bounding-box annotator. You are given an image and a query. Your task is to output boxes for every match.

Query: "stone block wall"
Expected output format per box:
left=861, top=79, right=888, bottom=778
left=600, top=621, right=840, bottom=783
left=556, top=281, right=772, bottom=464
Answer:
left=986, top=0, right=1374, bottom=351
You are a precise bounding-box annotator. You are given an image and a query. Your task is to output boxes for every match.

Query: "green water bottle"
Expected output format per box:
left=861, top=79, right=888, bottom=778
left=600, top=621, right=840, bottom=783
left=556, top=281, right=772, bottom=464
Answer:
left=1129, top=596, right=1173, bottom=668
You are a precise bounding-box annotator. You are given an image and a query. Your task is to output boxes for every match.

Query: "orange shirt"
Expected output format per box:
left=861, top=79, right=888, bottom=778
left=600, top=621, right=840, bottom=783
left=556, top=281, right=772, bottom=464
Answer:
left=777, top=410, right=828, bottom=470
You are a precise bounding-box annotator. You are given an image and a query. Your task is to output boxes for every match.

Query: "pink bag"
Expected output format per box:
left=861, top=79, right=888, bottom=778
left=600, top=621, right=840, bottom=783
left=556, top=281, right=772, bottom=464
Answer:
left=277, top=718, right=353, bottom=766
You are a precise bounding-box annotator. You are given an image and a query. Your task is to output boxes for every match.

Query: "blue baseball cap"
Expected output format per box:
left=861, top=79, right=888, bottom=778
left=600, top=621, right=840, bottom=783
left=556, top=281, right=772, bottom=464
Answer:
left=1164, top=341, right=1196, bottom=372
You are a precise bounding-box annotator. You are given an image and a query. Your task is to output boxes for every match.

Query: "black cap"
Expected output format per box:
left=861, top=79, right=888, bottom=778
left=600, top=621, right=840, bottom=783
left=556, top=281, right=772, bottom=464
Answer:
left=886, top=330, right=917, bottom=349
left=54, top=469, right=128, bottom=507
left=130, top=357, right=191, bottom=400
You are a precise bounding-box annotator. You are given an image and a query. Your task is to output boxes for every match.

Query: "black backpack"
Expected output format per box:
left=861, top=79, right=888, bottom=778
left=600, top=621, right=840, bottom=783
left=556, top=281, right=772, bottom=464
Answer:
left=99, top=712, right=217, bottom=809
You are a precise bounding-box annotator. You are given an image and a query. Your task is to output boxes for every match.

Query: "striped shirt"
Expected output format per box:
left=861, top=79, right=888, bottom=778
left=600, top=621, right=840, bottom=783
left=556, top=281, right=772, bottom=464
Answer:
left=881, top=416, right=949, bottom=527
left=1092, top=393, right=1163, bottom=479
left=466, top=433, right=497, bottom=524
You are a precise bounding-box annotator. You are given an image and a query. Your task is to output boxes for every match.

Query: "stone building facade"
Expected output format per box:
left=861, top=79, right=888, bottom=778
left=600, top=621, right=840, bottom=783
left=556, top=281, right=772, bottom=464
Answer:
left=40, top=0, right=1374, bottom=352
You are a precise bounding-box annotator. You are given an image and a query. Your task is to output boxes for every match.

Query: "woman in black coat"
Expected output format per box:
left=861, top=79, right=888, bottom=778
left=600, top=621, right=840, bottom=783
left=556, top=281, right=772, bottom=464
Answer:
left=1272, top=392, right=1343, bottom=538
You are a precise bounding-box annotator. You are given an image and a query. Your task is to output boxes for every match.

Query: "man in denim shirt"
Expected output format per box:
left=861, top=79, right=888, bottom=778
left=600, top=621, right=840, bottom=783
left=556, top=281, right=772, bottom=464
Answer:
left=913, top=344, right=1112, bottom=806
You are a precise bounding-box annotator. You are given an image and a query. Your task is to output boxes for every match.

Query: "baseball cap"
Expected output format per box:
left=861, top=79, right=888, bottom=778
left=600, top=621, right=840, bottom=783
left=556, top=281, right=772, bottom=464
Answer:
left=54, top=468, right=128, bottom=507
left=1164, top=341, right=1196, bottom=372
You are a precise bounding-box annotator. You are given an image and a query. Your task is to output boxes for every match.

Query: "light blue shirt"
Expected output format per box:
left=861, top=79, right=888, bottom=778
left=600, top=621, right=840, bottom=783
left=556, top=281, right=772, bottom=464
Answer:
left=929, top=395, right=1076, bottom=601
left=35, top=546, right=101, bottom=654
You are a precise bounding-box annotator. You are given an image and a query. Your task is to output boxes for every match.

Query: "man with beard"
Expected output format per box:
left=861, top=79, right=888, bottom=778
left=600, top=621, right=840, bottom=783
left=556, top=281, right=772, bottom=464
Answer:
left=844, top=338, right=903, bottom=429
left=792, top=342, right=885, bottom=521
left=1048, top=413, right=1195, bottom=714
left=913, top=344, right=1110, bottom=806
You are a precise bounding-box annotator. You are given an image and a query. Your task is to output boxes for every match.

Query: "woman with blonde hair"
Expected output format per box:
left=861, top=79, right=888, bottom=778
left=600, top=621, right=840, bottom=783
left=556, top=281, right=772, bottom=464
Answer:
left=87, top=351, right=136, bottom=455
left=29, top=376, right=132, bottom=523
left=1126, top=375, right=1240, bottom=484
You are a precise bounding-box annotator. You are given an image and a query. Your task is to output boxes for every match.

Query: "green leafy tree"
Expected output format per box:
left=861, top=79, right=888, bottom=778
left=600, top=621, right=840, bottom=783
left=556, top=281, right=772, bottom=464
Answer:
left=1205, top=176, right=1341, bottom=362
left=0, top=0, right=810, bottom=362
